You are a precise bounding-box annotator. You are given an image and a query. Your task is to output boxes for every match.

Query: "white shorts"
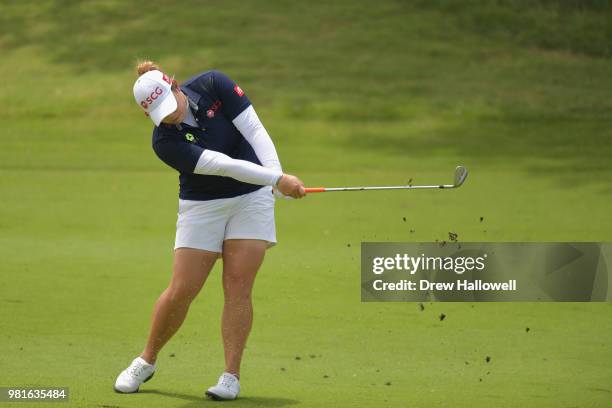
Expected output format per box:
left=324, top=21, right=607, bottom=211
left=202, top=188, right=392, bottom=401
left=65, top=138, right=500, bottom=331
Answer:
left=174, top=186, right=276, bottom=253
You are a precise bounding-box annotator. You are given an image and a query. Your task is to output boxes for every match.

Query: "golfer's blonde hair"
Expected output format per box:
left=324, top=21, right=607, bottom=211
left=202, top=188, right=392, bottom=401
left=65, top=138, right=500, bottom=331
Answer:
left=135, top=60, right=178, bottom=90
left=136, top=60, right=159, bottom=76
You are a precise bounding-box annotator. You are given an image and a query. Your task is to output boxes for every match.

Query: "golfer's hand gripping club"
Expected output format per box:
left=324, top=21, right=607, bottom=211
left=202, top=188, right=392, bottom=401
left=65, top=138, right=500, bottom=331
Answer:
left=275, top=174, right=306, bottom=198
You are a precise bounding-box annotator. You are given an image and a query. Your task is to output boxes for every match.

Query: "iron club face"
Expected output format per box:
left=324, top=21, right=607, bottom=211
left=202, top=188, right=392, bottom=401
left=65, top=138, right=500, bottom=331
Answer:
left=453, top=166, right=468, bottom=188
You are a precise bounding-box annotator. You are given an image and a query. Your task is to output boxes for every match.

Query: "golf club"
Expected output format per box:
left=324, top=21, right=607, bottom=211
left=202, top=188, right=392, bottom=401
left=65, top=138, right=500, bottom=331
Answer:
left=304, top=166, right=468, bottom=193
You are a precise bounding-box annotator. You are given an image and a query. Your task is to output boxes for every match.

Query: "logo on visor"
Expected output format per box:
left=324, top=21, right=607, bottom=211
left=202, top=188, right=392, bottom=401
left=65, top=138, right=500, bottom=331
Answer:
left=234, top=85, right=244, bottom=97
left=140, top=86, right=164, bottom=110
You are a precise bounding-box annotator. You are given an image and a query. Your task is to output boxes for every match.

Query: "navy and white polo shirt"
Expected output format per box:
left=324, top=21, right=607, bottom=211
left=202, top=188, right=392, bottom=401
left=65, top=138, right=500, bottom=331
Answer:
left=152, top=70, right=263, bottom=201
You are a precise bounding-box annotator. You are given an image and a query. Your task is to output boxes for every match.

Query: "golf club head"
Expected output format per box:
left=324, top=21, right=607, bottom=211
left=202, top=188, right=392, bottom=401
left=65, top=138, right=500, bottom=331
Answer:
left=453, top=166, right=468, bottom=187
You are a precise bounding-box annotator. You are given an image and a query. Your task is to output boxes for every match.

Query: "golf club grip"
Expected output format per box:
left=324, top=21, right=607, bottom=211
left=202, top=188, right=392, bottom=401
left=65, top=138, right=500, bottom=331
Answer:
left=305, top=187, right=326, bottom=193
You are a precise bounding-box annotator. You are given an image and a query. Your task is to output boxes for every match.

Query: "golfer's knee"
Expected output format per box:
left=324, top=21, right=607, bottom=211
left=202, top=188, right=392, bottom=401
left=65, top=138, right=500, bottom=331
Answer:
left=223, top=290, right=252, bottom=304
left=164, top=285, right=198, bottom=304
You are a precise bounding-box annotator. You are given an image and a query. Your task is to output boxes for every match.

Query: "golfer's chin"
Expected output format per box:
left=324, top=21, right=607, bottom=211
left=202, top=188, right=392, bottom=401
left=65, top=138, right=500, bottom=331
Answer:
left=162, top=114, right=183, bottom=126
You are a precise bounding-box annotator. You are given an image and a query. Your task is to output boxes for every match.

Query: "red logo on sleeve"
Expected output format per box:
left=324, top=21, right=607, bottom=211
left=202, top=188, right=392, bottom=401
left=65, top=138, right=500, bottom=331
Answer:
left=234, top=85, right=244, bottom=97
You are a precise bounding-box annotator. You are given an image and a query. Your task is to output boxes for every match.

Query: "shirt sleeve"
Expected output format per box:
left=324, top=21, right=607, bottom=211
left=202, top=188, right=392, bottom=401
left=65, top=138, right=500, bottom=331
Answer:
left=212, top=71, right=252, bottom=120
left=153, top=135, right=282, bottom=185
left=194, top=150, right=282, bottom=186
left=152, top=137, right=204, bottom=174
left=232, top=105, right=282, bottom=172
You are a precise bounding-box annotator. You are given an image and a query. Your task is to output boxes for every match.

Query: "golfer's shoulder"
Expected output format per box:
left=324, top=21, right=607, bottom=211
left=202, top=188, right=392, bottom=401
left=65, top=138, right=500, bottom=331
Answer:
left=182, top=70, right=237, bottom=94
left=182, top=69, right=219, bottom=88
left=185, top=69, right=233, bottom=81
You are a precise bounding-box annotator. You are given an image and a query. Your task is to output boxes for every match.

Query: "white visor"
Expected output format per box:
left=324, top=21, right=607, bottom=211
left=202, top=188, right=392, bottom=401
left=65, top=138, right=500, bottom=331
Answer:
left=133, top=70, right=178, bottom=126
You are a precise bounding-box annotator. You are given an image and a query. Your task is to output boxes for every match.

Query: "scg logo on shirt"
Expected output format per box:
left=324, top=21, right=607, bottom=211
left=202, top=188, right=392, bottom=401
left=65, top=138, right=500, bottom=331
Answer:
left=206, top=100, right=222, bottom=118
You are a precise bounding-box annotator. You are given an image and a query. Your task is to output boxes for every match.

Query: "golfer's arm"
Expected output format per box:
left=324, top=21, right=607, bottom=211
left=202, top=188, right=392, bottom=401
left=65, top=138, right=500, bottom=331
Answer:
left=232, top=105, right=282, bottom=172
left=194, top=149, right=282, bottom=186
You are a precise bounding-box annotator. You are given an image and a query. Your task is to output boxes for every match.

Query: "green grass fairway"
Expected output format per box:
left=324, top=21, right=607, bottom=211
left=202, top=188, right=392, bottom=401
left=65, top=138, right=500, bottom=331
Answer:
left=1, top=1, right=611, bottom=407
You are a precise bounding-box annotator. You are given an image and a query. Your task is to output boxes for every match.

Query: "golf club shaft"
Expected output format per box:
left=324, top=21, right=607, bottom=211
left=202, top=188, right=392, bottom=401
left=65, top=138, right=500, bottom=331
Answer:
left=305, top=184, right=455, bottom=193
left=304, top=166, right=468, bottom=193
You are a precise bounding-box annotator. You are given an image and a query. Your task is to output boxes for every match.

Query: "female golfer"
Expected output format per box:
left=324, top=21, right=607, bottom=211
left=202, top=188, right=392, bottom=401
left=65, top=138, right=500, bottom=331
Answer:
left=114, top=61, right=305, bottom=400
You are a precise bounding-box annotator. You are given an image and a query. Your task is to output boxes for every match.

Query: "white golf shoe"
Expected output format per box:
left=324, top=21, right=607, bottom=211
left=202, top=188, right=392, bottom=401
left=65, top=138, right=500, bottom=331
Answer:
left=114, top=357, right=156, bottom=393
left=205, top=372, right=240, bottom=400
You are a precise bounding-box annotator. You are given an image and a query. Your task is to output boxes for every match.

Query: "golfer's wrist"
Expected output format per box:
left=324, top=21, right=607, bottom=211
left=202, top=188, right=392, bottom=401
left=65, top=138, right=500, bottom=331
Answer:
left=274, top=174, right=284, bottom=188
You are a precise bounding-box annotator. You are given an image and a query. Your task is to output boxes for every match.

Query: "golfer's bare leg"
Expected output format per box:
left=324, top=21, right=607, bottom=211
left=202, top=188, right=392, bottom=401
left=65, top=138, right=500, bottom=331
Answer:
left=221, top=239, right=267, bottom=377
left=141, top=247, right=219, bottom=364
